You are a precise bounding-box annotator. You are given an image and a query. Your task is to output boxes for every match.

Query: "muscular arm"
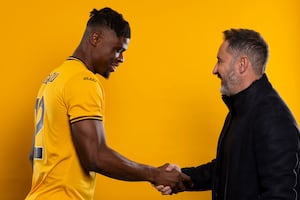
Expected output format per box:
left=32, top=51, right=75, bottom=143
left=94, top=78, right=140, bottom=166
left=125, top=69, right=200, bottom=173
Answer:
left=71, top=119, right=191, bottom=187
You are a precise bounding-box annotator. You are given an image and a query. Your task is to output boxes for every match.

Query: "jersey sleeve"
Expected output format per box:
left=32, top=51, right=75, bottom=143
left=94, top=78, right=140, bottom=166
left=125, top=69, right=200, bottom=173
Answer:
left=64, top=73, right=104, bottom=124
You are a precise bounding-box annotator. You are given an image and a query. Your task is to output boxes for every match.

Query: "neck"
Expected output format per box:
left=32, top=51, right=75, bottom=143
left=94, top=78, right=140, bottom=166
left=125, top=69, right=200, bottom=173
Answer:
left=71, top=48, right=95, bottom=73
left=234, top=73, right=263, bottom=96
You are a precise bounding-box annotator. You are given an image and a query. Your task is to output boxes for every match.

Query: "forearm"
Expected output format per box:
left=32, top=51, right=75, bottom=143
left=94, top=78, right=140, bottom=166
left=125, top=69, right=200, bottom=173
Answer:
left=94, top=146, right=155, bottom=183
left=181, top=160, right=215, bottom=191
left=71, top=120, right=185, bottom=187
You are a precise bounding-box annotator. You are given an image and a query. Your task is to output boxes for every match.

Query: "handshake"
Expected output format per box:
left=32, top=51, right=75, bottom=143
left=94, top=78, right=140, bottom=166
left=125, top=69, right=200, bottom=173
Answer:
left=152, top=163, right=193, bottom=195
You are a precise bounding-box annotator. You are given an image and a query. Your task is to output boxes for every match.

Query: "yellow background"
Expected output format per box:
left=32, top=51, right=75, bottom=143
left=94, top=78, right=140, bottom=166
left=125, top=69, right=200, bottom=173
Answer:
left=0, top=0, right=299, bottom=199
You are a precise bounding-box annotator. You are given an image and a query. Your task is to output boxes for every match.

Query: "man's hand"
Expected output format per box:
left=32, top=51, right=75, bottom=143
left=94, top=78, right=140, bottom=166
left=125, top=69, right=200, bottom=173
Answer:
left=153, top=163, right=193, bottom=195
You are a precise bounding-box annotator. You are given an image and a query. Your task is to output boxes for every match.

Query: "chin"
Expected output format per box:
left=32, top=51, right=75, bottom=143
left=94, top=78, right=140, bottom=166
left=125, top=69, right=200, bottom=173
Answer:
left=101, top=71, right=111, bottom=79
left=220, top=87, right=229, bottom=96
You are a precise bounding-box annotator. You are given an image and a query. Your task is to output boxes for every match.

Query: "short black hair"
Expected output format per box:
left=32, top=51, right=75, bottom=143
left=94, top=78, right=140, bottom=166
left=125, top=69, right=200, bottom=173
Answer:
left=223, top=28, right=268, bottom=74
left=87, top=7, right=130, bottom=38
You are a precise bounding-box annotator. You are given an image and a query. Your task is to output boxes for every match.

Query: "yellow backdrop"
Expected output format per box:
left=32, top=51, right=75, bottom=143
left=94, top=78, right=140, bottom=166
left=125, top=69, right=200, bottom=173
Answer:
left=0, top=0, right=299, bottom=199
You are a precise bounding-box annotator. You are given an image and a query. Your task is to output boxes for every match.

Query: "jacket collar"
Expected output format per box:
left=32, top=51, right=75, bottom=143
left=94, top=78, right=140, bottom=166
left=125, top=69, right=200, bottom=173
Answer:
left=222, top=74, right=273, bottom=116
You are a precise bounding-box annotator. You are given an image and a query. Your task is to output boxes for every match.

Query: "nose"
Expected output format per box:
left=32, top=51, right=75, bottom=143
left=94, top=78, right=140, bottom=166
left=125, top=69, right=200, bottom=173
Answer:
left=212, top=64, right=218, bottom=75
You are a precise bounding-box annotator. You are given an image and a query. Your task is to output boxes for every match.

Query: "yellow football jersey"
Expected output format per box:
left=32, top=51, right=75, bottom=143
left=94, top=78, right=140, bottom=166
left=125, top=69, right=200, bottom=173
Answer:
left=26, top=57, right=104, bottom=200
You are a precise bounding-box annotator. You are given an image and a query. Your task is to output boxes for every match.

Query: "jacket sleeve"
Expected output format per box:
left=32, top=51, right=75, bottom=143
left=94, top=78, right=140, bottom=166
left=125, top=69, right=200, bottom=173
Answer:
left=253, top=101, right=300, bottom=199
left=181, top=160, right=215, bottom=191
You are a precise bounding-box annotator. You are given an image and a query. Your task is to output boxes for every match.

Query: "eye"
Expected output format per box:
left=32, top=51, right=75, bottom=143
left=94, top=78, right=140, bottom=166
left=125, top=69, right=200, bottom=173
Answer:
left=114, top=48, right=122, bottom=55
left=114, top=48, right=124, bottom=58
left=116, top=47, right=125, bottom=53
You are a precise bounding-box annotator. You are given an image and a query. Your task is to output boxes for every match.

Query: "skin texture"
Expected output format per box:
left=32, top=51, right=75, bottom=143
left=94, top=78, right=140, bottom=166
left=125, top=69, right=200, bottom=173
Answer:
left=73, top=27, right=128, bottom=78
left=212, top=40, right=260, bottom=96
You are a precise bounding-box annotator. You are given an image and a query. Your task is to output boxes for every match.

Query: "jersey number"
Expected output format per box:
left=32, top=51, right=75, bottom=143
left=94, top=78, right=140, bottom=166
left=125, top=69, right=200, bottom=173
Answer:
left=35, top=96, right=45, bottom=135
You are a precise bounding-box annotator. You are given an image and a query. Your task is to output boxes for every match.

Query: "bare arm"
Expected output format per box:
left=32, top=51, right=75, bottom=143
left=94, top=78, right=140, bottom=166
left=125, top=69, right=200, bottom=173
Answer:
left=71, top=119, right=191, bottom=187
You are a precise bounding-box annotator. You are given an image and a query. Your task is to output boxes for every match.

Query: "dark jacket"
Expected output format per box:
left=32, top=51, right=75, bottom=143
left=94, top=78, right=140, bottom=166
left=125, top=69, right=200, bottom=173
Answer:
left=182, top=74, right=300, bottom=200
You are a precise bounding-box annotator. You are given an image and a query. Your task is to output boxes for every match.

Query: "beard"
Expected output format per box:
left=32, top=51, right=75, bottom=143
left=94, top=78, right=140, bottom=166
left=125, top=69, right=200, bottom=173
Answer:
left=220, top=69, right=240, bottom=96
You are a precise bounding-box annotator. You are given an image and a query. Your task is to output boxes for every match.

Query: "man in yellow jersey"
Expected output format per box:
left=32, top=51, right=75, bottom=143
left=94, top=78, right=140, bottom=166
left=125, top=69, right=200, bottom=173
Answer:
left=26, top=7, right=192, bottom=200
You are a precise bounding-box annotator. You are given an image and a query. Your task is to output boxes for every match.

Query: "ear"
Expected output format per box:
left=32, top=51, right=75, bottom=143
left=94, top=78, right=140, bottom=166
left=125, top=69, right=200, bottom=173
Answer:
left=238, top=56, right=249, bottom=74
left=89, top=31, right=100, bottom=47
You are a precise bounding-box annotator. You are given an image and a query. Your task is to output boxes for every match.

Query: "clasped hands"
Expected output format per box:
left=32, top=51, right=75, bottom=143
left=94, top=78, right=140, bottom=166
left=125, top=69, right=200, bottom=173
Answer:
left=152, top=163, right=193, bottom=195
